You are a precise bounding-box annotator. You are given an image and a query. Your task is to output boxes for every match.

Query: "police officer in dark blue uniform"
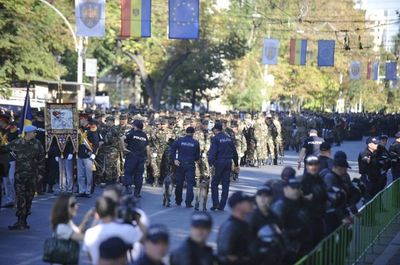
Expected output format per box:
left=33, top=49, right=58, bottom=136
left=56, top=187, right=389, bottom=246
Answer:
left=170, top=126, right=200, bottom=207
left=208, top=123, right=239, bottom=211
left=123, top=120, right=151, bottom=198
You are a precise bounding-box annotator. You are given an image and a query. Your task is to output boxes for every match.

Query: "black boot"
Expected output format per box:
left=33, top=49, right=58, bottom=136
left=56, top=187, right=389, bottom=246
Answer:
left=8, top=217, right=24, bottom=230
left=20, top=216, right=30, bottom=229
left=47, top=185, right=54, bottom=193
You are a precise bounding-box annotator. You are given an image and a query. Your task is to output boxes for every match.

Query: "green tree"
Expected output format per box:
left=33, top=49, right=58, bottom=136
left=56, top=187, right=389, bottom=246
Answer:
left=0, top=0, right=73, bottom=91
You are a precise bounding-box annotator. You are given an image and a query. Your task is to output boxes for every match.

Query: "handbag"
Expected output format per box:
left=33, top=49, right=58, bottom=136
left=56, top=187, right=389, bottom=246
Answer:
left=43, top=234, right=80, bottom=265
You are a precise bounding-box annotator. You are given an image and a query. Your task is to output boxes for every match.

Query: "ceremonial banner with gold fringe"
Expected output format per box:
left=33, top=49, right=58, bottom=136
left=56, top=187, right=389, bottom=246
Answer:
left=45, top=103, right=79, bottom=157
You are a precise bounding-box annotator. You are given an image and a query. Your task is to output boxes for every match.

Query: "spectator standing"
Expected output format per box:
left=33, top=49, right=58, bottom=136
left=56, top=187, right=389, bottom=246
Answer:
left=170, top=212, right=215, bottom=265
left=50, top=194, right=94, bottom=241
left=133, top=224, right=170, bottom=265
left=217, top=191, right=253, bottom=265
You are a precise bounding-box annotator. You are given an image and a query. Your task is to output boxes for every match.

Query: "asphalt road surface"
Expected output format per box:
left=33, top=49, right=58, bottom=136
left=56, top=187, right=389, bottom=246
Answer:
left=0, top=138, right=374, bottom=265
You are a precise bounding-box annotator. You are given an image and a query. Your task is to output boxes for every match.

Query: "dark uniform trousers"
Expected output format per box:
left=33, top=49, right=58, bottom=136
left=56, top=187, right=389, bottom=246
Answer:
left=124, top=154, right=145, bottom=195
left=175, top=161, right=195, bottom=205
left=211, top=160, right=232, bottom=210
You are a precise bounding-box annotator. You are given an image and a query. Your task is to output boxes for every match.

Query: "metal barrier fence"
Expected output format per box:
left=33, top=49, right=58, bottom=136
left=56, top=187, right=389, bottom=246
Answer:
left=295, top=178, right=400, bottom=265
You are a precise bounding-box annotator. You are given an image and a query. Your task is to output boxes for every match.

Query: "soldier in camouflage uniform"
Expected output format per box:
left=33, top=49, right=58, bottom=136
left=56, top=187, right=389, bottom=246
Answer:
left=116, top=114, right=132, bottom=176
left=193, top=120, right=209, bottom=183
left=8, top=125, right=45, bottom=230
left=273, top=114, right=284, bottom=164
left=295, top=113, right=307, bottom=152
left=243, top=116, right=256, bottom=166
left=282, top=114, right=293, bottom=151
left=255, top=115, right=268, bottom=167
left=100, top=116, right=122, bottom=185
left=231, top=120, right=245, bottom=167
left=265, top=113, right=278, bottom=165
left=149, top=119, right=170, bottom=186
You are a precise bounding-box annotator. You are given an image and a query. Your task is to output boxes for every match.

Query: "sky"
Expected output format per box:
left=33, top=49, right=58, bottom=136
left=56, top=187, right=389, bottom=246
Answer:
left=361, top=0, right=400, bottom=49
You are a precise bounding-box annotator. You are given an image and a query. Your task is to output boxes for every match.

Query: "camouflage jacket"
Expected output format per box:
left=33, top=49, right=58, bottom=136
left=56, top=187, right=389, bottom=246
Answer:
left=102, top=126, right=121, bottom=151
left=9, top=138, right=45, bottom=176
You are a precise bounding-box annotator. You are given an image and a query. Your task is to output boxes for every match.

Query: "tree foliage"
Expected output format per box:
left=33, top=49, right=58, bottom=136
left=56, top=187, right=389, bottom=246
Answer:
left=0, top=0, right=73, bottom=89
left=0, top=0, right=397, bottom=112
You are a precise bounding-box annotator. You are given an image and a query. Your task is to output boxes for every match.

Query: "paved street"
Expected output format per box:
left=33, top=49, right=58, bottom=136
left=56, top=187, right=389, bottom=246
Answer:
left=0, top=139, right=368, bottom=265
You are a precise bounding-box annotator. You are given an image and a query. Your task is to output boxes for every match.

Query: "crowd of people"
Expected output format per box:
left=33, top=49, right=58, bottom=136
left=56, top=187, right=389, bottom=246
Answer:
left=1, top=107, right=400, bottom=264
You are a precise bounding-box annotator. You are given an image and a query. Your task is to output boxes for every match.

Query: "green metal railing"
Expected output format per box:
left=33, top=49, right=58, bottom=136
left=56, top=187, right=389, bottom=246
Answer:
left=295, top=178, right=400, bottom=265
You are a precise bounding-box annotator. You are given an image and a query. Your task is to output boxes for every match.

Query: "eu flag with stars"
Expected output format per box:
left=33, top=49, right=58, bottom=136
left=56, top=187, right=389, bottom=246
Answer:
left=318, top=40, right=335, bottom=67
left=169, top=0, right=199, bottom=39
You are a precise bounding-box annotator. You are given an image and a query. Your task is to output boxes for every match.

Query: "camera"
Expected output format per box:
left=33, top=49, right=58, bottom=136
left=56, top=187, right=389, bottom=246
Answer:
left=118, top=195, right=141, bottom=225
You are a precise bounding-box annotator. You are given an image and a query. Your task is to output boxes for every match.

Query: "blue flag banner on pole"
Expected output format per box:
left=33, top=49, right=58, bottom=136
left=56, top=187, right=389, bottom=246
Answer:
left=19, top=87, right=33, bottom=136
left=373, top=61, right=379, bottom=81
left=169, top=0, right=199, bottom=39
left=76, top=0, right=105, bottom=37
left=262, top=39, right=280, bottom=65
left=349, top=61, right=361, bottom=80
left=386, top=62, right=397, bottom=80
left=318, top=40, right=335, bottom=67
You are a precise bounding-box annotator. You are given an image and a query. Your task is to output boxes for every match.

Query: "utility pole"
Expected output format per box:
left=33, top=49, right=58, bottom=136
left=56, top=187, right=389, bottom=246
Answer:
left=38, top=0, right=85, bottom=109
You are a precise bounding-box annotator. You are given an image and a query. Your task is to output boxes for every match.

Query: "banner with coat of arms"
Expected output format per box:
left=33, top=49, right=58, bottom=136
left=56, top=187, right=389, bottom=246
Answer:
left=262, top=39, right=280, bottom=65
left=349, top=61, right=361, bottom=80
left=76, top=0, right=105, bottom=37
left=45, top=103, right=79, bottom=157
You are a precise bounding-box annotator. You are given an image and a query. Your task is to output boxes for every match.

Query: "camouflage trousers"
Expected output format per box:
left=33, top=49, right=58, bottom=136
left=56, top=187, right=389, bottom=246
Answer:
left=150, top=153, right=163, bottom=185
left=266, top=138, right=276, bottom=160
left=101, top=150, right=121, bottom=183
left=14, top=174, right=35, bottom=218
left=275, top=136, right=284, bottom=157
left=246, top=140, right=256, bottom=161
left=256, top=142, right=268, bottom=161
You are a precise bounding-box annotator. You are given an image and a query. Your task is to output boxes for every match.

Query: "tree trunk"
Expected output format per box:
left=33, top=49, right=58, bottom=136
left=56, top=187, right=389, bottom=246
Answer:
left=191, top=88, right=196, bottom=111
left=124, top=50, right=191, bottom=110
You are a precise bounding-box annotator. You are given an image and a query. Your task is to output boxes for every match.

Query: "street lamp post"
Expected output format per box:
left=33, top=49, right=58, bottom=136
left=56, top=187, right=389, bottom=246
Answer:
left=38, top=0, right=85, bottom=109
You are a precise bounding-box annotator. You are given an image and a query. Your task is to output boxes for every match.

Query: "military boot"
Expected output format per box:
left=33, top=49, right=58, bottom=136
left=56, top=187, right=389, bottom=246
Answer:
left=8, top=217, right=29, bottom=230
left=20, top=216, right=30, bottom=229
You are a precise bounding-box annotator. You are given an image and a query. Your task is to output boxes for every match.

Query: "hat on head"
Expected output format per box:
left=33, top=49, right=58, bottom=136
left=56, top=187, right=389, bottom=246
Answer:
left=395, top=132, right=400, bottom=139
left=79, top=113, right=89, bottom=120
left=191, top=212, right=212, bottom=228
left=228, top=191, right=253, bottom=208
left=99, top=237, right=131, bottom=260
left=285, top=178, right=301, bottom=189
left=133, top=120, right=144, bottom=130
left=186, top=126, right=195, bottom=134
left=305, top=155, right=319, bottom=165
left=379, top=135, right=388, bottom=141
left=119, top=114, right=128, bottom=120
left=105, top=116, right=115, bottom=122
left=212, top=123, right=223, bottom=131
left=24, top=125, right=37, bottom=133
left=366, top=137, right=379, bottom=145
left=333, top=157, right=351, bottom=169
left=334, top=151, right=347, bottom=160
left=320, top=142, right=331, bottom=151
left=256, top=184, right=273, bottom=196
left=281, top=166, right=296, bottom=180
left=146, top=224, right=169, bottom=243
left=0, top=114, right=10, bottom=123
left=266, top=113, right=272, bottom=118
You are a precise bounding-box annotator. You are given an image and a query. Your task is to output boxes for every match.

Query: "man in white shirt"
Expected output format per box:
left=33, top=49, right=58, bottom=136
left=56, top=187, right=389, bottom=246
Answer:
left=83, top=196, right=144, bottom=265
